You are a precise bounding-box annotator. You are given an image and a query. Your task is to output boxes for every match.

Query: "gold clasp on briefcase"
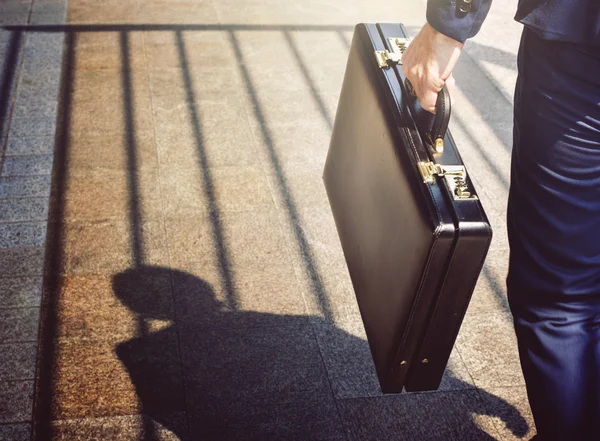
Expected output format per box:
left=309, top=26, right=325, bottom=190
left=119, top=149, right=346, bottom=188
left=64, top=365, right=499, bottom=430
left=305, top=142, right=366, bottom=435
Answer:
left=374, top=37, right=411, bottom=68
left=418, top=162, right=478, bottom=200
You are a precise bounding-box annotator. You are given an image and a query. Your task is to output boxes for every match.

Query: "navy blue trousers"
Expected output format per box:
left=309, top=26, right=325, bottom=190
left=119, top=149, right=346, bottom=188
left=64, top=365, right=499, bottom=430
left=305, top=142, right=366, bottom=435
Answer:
left=507, top=28, right=600, bottom=440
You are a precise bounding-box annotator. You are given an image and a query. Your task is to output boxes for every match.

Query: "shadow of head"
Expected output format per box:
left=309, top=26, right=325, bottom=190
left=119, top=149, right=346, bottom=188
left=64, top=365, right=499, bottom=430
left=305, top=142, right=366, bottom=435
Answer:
left=111, top=265, right=224, bottom=322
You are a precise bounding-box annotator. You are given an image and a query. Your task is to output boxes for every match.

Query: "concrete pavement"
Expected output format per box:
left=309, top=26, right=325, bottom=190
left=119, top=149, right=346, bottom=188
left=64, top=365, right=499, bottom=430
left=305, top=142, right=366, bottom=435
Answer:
left=0, top=0, right=534, bottom=439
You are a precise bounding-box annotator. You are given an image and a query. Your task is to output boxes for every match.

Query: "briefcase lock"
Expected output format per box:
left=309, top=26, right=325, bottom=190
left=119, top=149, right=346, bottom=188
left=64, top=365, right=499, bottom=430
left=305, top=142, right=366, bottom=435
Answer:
left=374, top=37, right=411, bottom=68
left=418, top=162, right=478, bottom=200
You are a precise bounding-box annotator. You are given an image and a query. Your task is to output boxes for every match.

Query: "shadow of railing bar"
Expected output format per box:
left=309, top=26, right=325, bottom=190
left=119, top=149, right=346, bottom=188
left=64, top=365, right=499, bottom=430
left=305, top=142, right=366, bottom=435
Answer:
left=228, top=30, right=334, bottom=322
left=4, top=24, right=356, bottom=33
left=283, top=30, right=333, bottom=129
left=120, top=31, right=146, bottom=270
left=336, top=30, right=350, bottom=49
left=33, top=31, right=76, bottom=441
left=119, top=29, right=159, bottom=441
left=0, top=30, right=23, bottom=168
left=175, top=30, right=238, bottom=311
left=452, top=112, right=510, bottom=190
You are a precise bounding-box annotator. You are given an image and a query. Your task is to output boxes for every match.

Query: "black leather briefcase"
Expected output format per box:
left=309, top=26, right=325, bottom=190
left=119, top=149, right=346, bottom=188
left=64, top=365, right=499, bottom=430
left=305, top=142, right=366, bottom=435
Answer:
left=323, top=23, right=492, bottom=393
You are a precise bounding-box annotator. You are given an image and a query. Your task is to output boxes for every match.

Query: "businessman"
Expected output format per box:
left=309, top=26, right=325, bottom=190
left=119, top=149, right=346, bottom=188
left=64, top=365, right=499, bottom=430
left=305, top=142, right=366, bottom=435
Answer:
left=402, top=1, right=600, bottom=439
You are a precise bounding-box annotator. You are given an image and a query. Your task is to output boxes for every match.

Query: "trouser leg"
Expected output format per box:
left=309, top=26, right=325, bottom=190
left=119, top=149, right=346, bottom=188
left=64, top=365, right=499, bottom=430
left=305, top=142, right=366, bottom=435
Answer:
left=507, top=28, right=600, bottom=440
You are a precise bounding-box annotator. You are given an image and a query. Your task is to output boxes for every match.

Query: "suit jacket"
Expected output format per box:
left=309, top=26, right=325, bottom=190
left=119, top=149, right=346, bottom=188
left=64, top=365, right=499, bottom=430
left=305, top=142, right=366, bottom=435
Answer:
left=426, top=0, right=600, bottom=45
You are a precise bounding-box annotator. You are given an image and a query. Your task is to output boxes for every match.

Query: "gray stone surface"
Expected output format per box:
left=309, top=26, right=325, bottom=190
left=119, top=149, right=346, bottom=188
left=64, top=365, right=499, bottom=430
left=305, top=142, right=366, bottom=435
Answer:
left=0, top=222, right=48, bottom=249
left=1, top=155, right=54, bottom=176
left=5, top=137, right=55, bottom=156
left=0, top=198, right=49, bottom=222
left=0, top=176, right=52, bottom=198
left=0, top=247, right=45, bottom=277
left=479, top=386, right=537, bottom=441
left=0, top=308, right=40, bottom=343
left=12, top=96, right=59, bottom=119
left=456, top=312, right=525, bottom=389
left=0, top=423, right=31, bottom=441
left=338, top=391, right=504, bottom=441
left=0, top=0, right=65, bottom=434
left=48, top=414, right=188, bottom=441
left=180, top=322, right=333, bottom=411
left=8, top=118, right=57, bottom=138
left=0, top=277, right=43, bottom=308
left=0, top=381, right=34, bottom=423
left=0, top=343, right=37, bottom=381
left=0, top=0, right=536, bottom=438
left=188, top=399, right=346, bottom=441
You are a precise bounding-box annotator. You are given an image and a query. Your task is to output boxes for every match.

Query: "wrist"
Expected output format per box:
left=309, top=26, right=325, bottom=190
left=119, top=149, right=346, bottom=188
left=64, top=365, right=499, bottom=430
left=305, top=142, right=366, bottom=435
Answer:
left=425, top=22, right=464, bottom=50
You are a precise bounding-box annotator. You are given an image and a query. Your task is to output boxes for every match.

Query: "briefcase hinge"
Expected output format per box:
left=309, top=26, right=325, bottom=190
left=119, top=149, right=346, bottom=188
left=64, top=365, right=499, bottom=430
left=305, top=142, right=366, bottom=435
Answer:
left=374, top=37, right=411, bottom=69
left=417, top=162, right=478, bottom=200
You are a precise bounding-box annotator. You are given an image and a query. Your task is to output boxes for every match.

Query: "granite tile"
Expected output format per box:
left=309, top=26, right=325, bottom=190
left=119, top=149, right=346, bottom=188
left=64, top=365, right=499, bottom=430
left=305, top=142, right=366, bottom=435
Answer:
left=456, top=312, right=525, bottom=389
left=0, top=308, right=40, bottom=343
left=68, top=0, right=140, bottom=23
left=153, top=116, right=259, bottom=169
left=67, top=132, right=158, bottom=171
left=55, top=272, right=174, bottom=339
left=453, top=56, right=515, bottom=124
left=21, top=47, right=64, bottom=72
left=0, top=342, right=37, bottom=380
left=5, top=137, right=55, bottom=156
left=0, top=176, right=51, bottom=199
left=478, top=386, right=535, bottom=441
left=188, top=398, right=346, bottom=441
left=15, top=83, right=61, bottom=104
left=0, top=381, right=34, bottom=423
left=61, top=168, right=163, bottom=222
left=11, top=96, right=59, bottom=119
left=59, top=220, right=169, bottom=275
left=276, top=208, right=358, bottom=322
left=165, top=210, right=290, bottom=268
left=1, top=155, right=54, bottom=177
left=9, top=118, right=57, bottom=138
left=159, top=165, right=274, bottom=218
left=69, top=93, right=153, bottom=137
left=0, top=198, right=49, bottom=223
left=180, top=322, right=332, bottom=411
left=0, top=277, right=42, bottom=308
left=69, top=69, right=152, bottom=136
left=29, top=2, right=68, bottom=25
left=170, top=260, right=306, bottom=331
left=138, top=1, right=219, bottom=24
left=48, top=413, right=188, bottom=441
left=266, top=162, right=331, bottom=213
left=144, top=32, right=232, bottom=71
left=0, top=222, right=47, bottom=249
left=310, top=318, right=381, bottom=399
left=148, top=66, right=243, bottom=99
left=17, top=66, right=62, bottom=93
left=23, top=32, right=64, bottom=51
left=0, top=247, right=45, bottom=277
left=338, top=391, right=501, bottom=441
left=73, top=31, right=145, bottom=72
left=47, top=331, right=184, bottom=419
left=468, top=249, right=511, bottom=315
left=0, top=12, right=30, bottom=26
left=0, top=423, right=31, bottom=441
left=251, top=121, right=330, bottom=168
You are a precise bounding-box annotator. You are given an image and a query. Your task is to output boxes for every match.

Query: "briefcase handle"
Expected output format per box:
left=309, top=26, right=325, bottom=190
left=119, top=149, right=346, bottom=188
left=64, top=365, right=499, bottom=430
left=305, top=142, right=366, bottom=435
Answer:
left=405, top=79, right=451, bottom=153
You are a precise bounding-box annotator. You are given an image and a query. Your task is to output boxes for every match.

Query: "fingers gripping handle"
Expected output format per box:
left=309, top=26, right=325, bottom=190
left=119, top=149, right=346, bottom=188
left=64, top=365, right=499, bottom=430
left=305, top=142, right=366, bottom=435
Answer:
left=405, top=79, right=452, bottom=153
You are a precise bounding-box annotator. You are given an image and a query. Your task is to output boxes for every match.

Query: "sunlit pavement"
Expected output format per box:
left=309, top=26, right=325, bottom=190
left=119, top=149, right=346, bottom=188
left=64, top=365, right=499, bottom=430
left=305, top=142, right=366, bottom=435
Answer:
left=0, top=0, right=535, bottom=439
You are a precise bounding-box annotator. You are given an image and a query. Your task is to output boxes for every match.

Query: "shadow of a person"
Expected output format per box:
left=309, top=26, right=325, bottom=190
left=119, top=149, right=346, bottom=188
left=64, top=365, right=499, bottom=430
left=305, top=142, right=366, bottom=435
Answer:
left=112, top=265, right=530, bottom=441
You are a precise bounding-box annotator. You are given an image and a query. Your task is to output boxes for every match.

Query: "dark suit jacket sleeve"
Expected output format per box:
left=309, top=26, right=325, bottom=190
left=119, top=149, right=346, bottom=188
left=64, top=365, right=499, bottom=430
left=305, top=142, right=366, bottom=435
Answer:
left=427, top=0, right=494, bottom=43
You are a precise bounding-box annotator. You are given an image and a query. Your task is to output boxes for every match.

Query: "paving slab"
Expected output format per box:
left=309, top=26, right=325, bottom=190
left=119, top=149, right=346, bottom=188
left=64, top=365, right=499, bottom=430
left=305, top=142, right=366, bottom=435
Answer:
left=7, top=0, right=536, bottom=439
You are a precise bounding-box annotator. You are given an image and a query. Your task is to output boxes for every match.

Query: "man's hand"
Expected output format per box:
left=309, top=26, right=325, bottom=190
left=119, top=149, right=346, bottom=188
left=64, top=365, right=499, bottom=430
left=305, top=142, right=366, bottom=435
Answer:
left=402, top=22, right=464, bottom=114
